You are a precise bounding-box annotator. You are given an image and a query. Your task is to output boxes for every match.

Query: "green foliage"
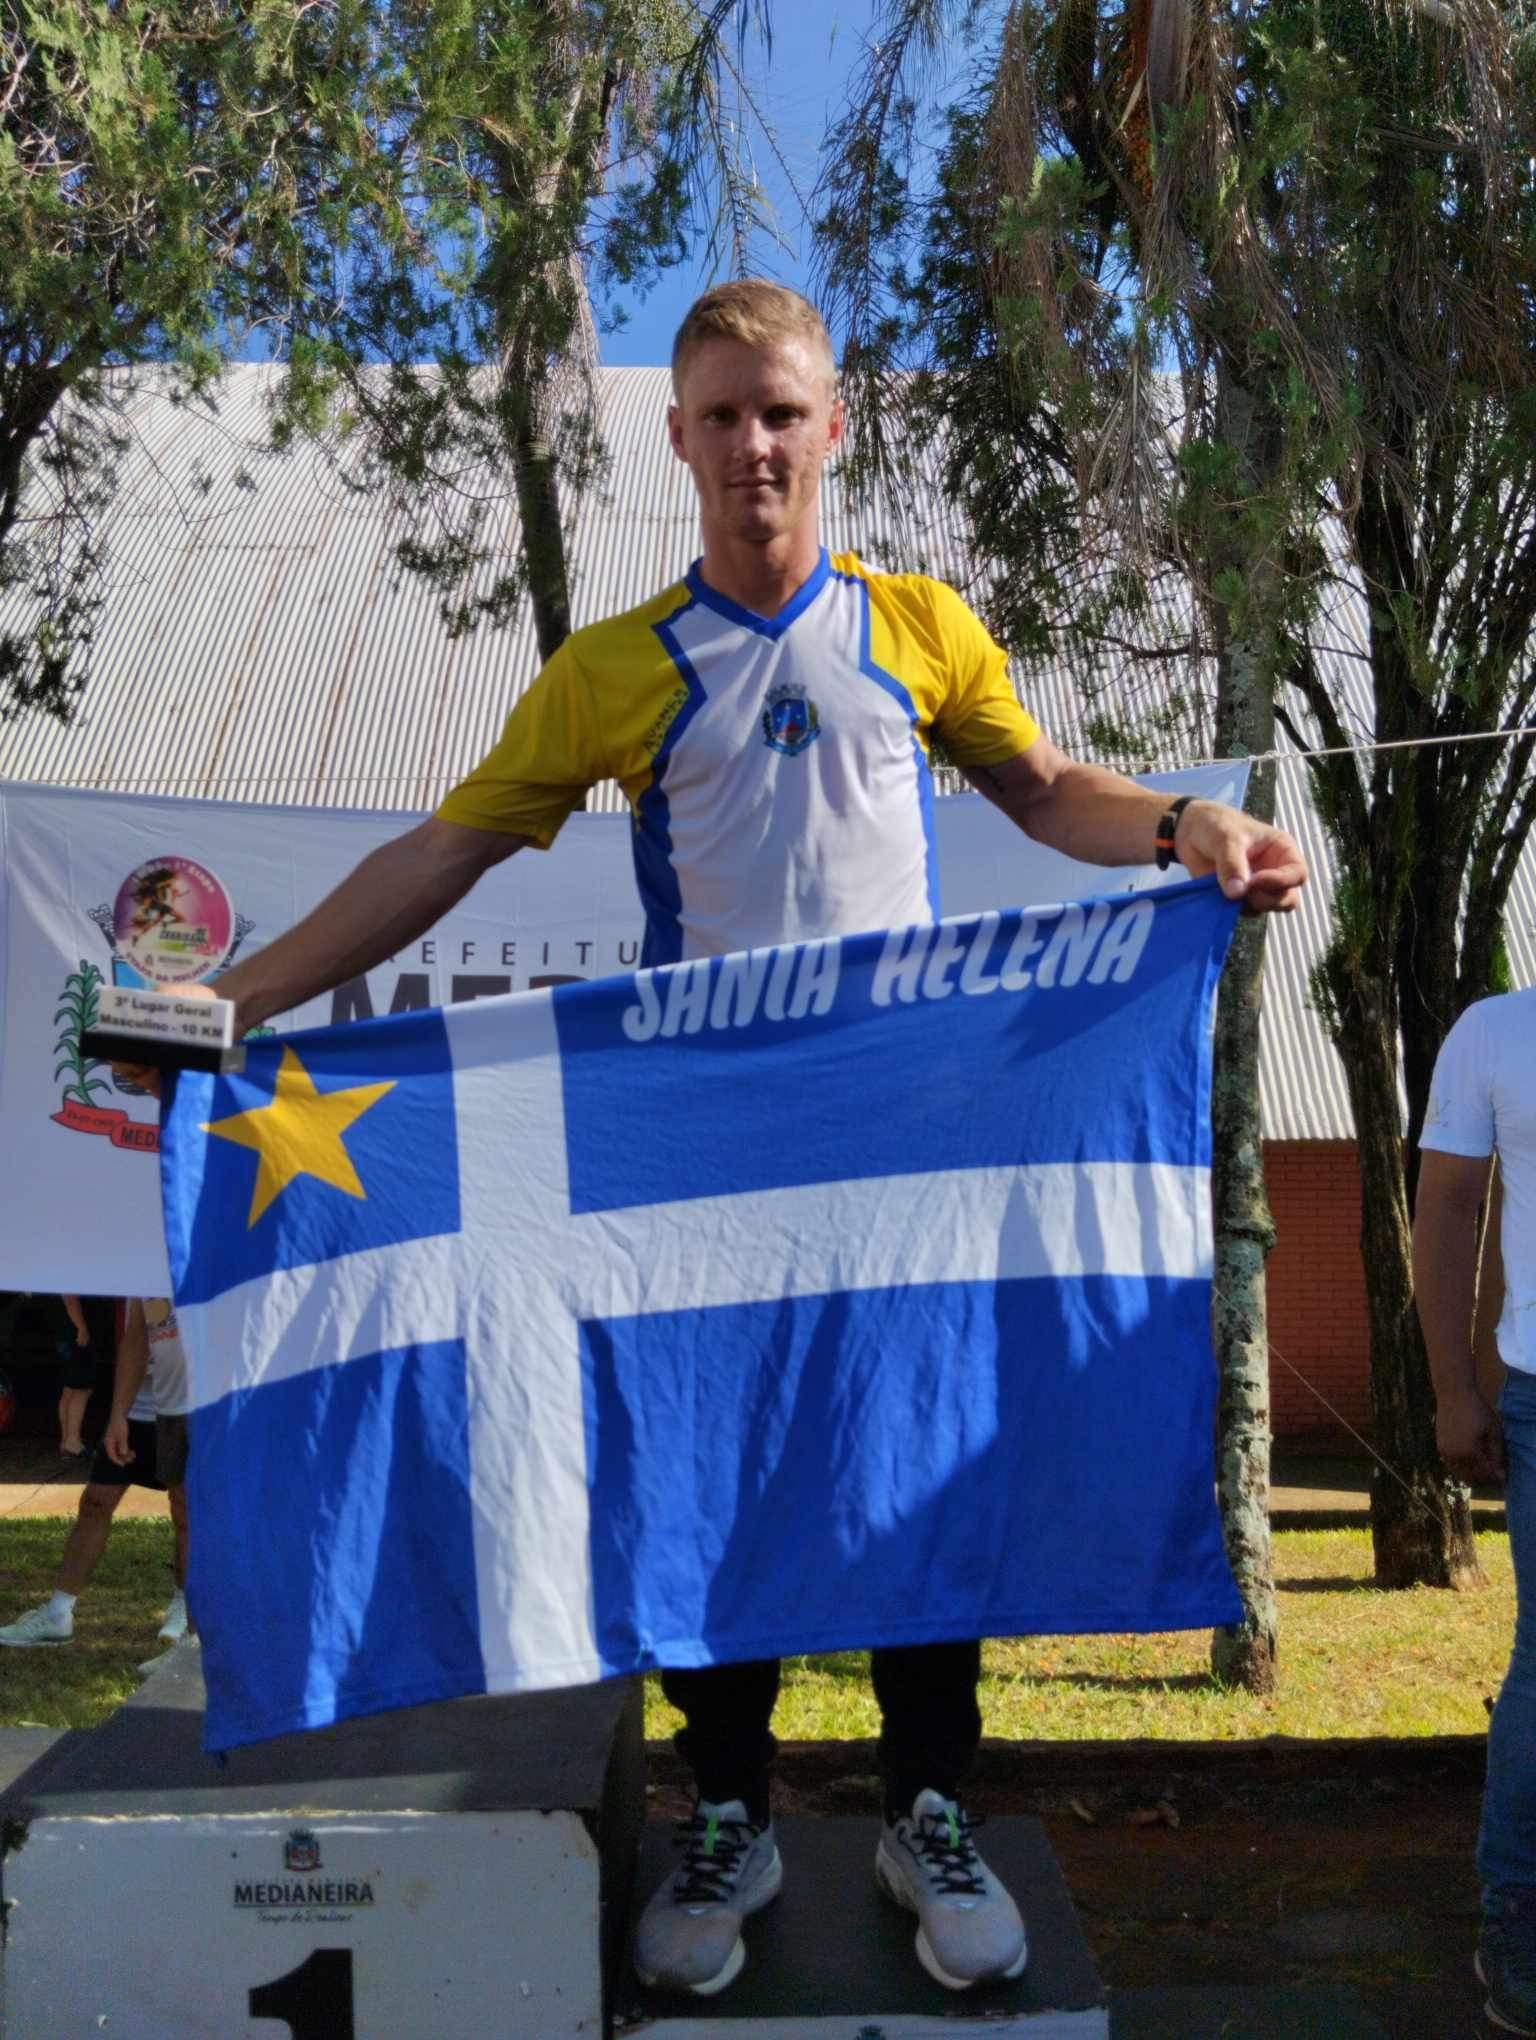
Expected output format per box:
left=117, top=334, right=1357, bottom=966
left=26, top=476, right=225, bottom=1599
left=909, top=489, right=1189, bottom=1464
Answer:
left=50, top=958, right=106, bottom=1105
left=1, top=0, right=382, bottom=718
left=821, top=0, right=1536, bottom=1052
left=2, top=0, right=776, bottom=705
left=267, top=0, right=779, bottom=656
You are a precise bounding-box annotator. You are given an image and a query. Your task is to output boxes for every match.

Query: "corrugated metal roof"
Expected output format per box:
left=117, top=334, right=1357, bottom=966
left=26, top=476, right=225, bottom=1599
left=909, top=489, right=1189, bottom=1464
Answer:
left=3, top=364, right=1532, bottom=1140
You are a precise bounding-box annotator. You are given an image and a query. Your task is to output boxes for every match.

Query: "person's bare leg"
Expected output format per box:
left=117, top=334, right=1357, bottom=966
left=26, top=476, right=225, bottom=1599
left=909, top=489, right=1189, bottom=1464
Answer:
left=55, top=1484, right=125, bottom=1595
left=57, top=1386, right=90, bottom=1456
left=168, top=1483, right=188, bottom=1590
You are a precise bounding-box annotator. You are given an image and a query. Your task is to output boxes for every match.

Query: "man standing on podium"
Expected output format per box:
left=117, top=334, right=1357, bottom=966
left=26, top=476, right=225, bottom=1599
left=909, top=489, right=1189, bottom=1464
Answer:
left=207, top=280, right=1307, bottom=1998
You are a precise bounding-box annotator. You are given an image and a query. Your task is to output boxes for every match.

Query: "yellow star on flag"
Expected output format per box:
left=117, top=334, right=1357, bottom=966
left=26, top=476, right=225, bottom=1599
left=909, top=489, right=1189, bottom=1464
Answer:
left=203, top=1046, right=396, bottom=1228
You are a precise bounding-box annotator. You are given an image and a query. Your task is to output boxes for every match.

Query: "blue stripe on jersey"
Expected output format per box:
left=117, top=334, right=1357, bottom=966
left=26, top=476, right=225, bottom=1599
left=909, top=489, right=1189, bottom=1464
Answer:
left=833, top=567, right=941, bottom=920
left=579, top=1274, right=1238, bottom=1674
left=683, top=548, right=831, bottom=641
left=637, top=596, right=711, bottom=968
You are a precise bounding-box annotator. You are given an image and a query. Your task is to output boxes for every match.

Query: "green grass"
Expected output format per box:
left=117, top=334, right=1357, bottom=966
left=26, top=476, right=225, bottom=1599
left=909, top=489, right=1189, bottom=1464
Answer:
left=646, top=1529, right=1516, bottom=1745
left=0, top=1523, right=1513, bottom=1740
left=0, top=1518, right=178, bottom=1728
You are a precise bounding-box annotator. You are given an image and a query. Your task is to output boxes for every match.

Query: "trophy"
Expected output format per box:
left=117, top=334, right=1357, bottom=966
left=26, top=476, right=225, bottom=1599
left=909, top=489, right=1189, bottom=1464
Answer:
left=80, top=853, right=246, bottom=1074
left=80, top=984, right=240, bottom=1075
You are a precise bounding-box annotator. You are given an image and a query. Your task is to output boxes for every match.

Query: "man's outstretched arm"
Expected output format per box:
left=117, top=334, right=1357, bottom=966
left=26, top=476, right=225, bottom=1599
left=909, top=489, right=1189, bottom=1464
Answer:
left=215, top=817, right=529, bottom=1034
left=964, top=737, right=1308, bottom=915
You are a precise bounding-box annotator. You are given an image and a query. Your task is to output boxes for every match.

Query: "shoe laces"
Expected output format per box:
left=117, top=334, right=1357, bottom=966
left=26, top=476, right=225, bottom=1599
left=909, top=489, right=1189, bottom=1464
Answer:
left=907, top=1804, right=987, bottom=1898
left=671, top=1807, right=759, bottom=1905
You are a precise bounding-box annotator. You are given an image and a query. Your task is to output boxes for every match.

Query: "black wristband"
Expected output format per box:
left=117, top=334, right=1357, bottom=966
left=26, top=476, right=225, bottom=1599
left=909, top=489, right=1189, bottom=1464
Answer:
left=1154, top=795, right=1195, bottom=871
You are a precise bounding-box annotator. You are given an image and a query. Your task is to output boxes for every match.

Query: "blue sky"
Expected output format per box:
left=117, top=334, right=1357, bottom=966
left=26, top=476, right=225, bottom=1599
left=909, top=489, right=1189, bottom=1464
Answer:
left=600, top=0, right=963, bottom=365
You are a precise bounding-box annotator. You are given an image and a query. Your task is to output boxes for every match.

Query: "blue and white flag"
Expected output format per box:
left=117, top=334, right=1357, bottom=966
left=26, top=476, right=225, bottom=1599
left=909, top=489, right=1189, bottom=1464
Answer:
left=162, top=876, right=1242, bottom=1751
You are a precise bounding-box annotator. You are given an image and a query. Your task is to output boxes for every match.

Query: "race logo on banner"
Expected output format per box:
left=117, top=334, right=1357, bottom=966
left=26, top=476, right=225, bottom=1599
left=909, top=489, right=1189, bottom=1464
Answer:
left=50, top=852, right=259, bottom=1155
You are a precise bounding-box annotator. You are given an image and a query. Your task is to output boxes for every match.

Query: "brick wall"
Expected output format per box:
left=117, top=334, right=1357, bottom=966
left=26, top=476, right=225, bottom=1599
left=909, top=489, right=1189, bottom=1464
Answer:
left=1263, top=1141, right=1374, bottom=1450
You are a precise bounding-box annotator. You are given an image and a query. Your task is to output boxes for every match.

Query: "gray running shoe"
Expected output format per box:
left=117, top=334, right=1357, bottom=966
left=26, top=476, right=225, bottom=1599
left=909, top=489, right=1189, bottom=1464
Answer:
left=1478, top=1893, right=1536, bottom=2035
left=0, top=1602, right=73, bottom=1647
left=876, top=1788, right=1027, bottom=1990
left=158, top=1589, right=188, bottom=1643
left=634, top=1798, right=782, bottom=1995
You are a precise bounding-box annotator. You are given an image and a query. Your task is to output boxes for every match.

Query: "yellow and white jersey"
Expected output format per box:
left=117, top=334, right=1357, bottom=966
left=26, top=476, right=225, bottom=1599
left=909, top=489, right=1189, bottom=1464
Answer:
left=439, top=550, right=1041, bottom=964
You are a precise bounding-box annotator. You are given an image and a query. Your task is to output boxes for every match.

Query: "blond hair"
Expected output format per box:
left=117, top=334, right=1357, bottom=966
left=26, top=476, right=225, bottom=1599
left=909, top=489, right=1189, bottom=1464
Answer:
left=671, top=281, right=836, bottom=396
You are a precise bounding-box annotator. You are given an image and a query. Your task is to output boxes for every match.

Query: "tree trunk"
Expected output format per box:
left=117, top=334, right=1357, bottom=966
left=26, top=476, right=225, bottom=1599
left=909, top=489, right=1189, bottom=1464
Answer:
left=510, top=420, right=573, bottom=662
left=1206, top=365, right=1279, bottom=1693
left=1207, top=691, right=1279, bottom=1688
left=493, top=153, right=593, bottom=666
left=1330, top=950, right=1483, bottom=1588
left=498, top=305, right=575, bottom=666
left=1209, top=907, right=1279, bottom=1690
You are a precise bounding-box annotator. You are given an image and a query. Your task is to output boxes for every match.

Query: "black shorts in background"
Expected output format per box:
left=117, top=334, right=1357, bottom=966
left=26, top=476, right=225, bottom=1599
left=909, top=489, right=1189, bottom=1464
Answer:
left=56, top=1336, right=98, bottom=1394
left=87, top=1419, right=166, bottom=1493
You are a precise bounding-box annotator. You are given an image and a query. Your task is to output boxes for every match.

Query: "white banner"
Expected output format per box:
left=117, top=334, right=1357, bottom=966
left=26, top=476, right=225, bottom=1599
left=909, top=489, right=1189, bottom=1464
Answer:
left=0, top=763, right=1245, bottom=1296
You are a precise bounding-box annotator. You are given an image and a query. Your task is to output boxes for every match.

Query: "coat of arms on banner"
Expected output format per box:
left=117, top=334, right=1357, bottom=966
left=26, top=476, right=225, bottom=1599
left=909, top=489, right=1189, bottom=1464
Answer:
left=49, top=853, right=256, bottom=1155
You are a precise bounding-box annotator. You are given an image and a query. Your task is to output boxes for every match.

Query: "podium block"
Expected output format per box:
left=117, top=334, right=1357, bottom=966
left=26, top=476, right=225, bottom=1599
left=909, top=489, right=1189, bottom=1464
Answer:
left=1, top=1645, right=643, bottom=2038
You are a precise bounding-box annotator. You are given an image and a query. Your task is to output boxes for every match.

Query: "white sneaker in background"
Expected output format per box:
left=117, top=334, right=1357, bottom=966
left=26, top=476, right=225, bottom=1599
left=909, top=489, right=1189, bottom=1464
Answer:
left=0, top=1601, right=74, bottom=1647
left=157, top=1589, right=188, bottom=1644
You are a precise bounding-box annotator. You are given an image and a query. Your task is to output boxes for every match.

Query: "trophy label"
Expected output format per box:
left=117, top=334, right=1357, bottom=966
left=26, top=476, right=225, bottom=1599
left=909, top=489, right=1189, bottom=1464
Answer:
left=94, top=985, right=236, bottom=1053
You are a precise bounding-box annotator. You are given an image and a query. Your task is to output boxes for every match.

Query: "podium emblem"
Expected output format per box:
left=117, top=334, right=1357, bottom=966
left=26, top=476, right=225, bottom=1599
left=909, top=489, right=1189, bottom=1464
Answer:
left=283, top=1828, right=322, bottom=1873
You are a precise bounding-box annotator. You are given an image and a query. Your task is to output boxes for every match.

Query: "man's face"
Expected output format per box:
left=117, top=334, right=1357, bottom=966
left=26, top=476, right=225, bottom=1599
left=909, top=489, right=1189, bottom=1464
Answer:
left=667, top=337, right=843, bottom=552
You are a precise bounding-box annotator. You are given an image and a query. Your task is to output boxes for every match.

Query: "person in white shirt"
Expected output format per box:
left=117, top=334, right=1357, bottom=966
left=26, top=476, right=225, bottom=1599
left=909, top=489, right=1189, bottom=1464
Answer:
left=0, top=1299, right=189, bottom=1650
left=109, top=1296, right=192, bottom=1492
left=1415, top=986, right=1536, bottom=2035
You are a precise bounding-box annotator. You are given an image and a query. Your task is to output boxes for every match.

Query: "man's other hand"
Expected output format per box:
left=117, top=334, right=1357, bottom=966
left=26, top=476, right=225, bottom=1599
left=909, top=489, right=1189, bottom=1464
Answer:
left=103, top=1415, right=134, bottom=1468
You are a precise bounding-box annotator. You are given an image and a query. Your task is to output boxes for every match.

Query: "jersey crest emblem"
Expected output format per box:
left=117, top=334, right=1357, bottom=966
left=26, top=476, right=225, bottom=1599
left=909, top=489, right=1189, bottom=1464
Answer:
left=762, top=681, right=821, bottom=757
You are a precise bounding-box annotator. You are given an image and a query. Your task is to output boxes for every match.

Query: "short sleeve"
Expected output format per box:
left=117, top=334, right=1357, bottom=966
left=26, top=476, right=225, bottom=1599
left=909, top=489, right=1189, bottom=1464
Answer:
left=437, top=640, right=599, bottom=848
left=1420, top=1003, right=1495, bottom=1157
left=923, top=581, right=1041, bottom=767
